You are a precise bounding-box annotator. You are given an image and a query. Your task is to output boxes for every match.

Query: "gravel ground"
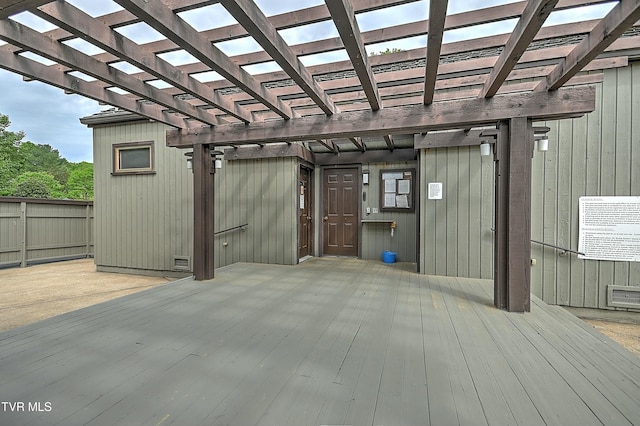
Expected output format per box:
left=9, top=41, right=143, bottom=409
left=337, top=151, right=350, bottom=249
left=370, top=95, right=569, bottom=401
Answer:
left=0, top=259, right=172, bottom=332
left=0, top=260, right=638, bottom=358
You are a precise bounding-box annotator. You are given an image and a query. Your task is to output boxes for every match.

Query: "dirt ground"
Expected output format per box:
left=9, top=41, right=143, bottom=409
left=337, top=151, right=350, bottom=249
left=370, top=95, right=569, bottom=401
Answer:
left=0, top=259, right=173, bottom=332
left=0, top=260, right=638, bottom=357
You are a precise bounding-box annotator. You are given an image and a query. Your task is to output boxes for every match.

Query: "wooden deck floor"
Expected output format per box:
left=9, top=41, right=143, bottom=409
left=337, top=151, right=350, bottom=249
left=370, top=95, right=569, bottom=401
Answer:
left=1, top=258, right=639, bottom=426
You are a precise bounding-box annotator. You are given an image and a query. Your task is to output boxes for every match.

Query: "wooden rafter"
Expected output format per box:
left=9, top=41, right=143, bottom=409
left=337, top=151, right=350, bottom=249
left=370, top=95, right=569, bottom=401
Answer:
left=326, top=0, right=381, bottom=111
left=34, top=1, right=252, bottom=124
left=349, top=137, right=366, bottom=152
left=481, top=0, right=559, bottom=98
left=315, top=139, right=339, bottom=154
left=0, top=46, right=188, bottom=128
left=167, top=86, right=595, bottom=147
left=112, top=0, right=293, bottom=120
left=0, top=19, right=221, bottom=126
left=220, top=0, right=335, bottom=115
left=423, top=0, right=448, bottom=105
left=0, top=0, right=52, bottom=19
left=536, top=0, right=640, bottom=91
left=383, top=135, right=395, bottom=151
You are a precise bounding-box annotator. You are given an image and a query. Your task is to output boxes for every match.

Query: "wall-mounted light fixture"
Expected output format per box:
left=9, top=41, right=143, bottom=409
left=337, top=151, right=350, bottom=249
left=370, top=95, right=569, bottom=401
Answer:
left=480, top=141, right=492, bottom=156
left=536, top=136, right=549, bottom=152
left=184, top=150, right=224, bottom=171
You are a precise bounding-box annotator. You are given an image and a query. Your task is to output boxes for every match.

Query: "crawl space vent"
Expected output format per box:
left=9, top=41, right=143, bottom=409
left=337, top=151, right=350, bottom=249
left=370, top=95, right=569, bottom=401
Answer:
left=172, top=256, right=191, bottom=272
left=607, top=285, right=640, bottom=309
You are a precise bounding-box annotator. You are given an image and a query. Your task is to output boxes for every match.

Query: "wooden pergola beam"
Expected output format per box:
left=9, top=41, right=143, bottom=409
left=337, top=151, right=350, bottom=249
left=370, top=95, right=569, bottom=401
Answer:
left=349, top=137, right=366, bottom=152
left=167, top=85, right=595, bottom=147
left=34, top=1, right=251, bottom=124
left=327, top=0, right=381, bottom=111
left=383, top=134, right=395, bottom=151
left=113, top=0, right=293, bottom=120
left=481, top=0, right=559, bottom=98
left=0, top=46, right=189, bottom=128
left=315, top=139, right=340, bottom=154
left=423, top=0, right=448, bottom=105
left=536, top=0, right=640, bottom=91
left=0, top=19, right=221, bottom=126
left=0, top=0, right=51, bottom=19
left=220, top=0, right=335, bottom=115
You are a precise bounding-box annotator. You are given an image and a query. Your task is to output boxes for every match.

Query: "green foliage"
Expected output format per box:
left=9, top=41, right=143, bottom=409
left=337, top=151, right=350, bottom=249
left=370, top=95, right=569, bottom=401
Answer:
left=0, top=112, right=93, bottom=200
left=66, top=162, right=94, bottom=200
left=369, top=47, right=404, bottom=56
left=10, top=172, right=64, bottom=199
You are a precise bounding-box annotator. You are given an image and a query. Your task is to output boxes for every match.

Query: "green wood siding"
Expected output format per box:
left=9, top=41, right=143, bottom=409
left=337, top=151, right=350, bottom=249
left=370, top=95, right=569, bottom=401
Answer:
left=360, top=161, right=417, bottom=263
left=419, top=63, right=640, bottom=310
left=93, top=122, right=298, bottom=275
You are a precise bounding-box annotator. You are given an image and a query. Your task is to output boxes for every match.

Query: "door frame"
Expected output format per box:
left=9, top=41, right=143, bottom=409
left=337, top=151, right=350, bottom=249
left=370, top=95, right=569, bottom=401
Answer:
left=320, top=165, right=361, bottom=257
left=297, top=164, right=314, bottom=261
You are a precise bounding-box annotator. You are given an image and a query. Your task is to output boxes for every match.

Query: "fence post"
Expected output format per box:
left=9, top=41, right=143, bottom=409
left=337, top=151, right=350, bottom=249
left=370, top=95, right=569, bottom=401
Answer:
left=85, top=204, right=91, bottom=258
left=20, top=201, right=27, bottom=267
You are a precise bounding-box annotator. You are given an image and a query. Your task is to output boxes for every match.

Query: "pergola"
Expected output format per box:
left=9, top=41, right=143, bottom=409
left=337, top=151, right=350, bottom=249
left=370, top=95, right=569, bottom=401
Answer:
left=2, top=0, right=639, bottom=311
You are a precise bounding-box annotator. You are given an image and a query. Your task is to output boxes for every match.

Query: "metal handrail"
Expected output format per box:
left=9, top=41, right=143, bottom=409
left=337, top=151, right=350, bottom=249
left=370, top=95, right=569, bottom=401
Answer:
left=530, top=239, right=584, bottom=256
left=214, top=223, right=248, bottom=236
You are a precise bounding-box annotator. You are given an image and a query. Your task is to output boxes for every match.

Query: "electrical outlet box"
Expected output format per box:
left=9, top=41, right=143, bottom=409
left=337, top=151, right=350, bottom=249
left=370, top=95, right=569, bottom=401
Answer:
left=372, top=207, right=379, bottom=214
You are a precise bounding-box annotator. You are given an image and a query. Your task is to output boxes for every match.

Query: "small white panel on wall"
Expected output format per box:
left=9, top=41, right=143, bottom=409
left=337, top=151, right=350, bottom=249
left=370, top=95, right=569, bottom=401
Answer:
left=428, top=182, right=443, bottom=200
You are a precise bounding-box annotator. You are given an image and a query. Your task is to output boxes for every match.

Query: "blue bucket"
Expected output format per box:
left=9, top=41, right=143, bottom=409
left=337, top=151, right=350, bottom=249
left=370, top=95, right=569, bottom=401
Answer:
left=382, top=250, right=397, bottom=264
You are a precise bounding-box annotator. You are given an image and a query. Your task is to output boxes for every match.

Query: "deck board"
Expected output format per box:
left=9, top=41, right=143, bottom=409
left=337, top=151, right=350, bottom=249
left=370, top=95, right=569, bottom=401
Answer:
left=1, top=258, right=639, bottom=426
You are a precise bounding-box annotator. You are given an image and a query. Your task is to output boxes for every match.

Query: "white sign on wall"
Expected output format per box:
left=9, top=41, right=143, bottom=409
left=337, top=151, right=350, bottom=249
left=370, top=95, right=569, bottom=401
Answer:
left=578, top=196, right=640, bottom=262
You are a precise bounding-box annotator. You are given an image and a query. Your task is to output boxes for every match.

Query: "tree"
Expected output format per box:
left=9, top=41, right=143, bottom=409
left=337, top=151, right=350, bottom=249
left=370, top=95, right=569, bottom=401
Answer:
left=18, top=141, right=70, bottom=187
left=66, top=162, right=94, bottom=200
left=369, top=47, right=404, bottom=56
left=10, top=171, right=64, bottom=199
left=0, top=114, right=25, bottom=195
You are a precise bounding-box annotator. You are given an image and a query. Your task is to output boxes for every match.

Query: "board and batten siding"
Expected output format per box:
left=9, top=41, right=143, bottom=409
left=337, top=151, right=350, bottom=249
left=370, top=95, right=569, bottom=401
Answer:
left=93, top=120, right=299, bottom=275
left=419, top=63, right=640, bottom=311
left=93, top=121, right=193, bottom=276
left=360, top=161, right=417, bottom=263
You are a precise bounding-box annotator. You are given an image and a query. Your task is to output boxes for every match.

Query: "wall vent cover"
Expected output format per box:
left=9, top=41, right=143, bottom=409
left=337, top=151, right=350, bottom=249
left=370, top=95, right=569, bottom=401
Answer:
left=172, top=256, right=191, bottom=271
left=607, top=285, right=640, bottom=309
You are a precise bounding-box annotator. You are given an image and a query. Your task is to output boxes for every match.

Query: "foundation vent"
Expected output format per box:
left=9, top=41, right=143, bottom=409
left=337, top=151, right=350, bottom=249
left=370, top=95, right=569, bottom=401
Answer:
left=172, top=256, right=191, bottom=272
left=608, top=285, right=640, bottom=309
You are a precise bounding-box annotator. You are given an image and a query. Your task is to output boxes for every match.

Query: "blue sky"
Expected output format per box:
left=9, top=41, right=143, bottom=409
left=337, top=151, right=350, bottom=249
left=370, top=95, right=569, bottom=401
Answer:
left=0, top=0, right=614, bottom=163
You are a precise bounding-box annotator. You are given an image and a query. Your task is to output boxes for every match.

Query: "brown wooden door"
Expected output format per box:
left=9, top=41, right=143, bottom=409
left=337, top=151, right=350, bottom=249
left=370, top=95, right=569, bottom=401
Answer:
left=298, top=166, right=313, bottom=259
left=323, top=168, right=359, bottom=256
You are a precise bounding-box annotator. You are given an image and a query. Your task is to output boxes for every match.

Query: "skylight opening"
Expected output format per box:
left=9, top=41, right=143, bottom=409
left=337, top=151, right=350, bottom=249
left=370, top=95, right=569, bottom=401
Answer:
left=544, top=3, right=616, bottom=27
left=278, top=20, right=339, bottom=45
left=215, top=36, right=264, bottom=56
left=366, top=36, right=427, bottom=56
left=109, top=61, right=144, bottom=75
left=253, top=0, right=324, bottom=17
left=62, top=38, right=105, bottom=56
left=447, top=0, right=519, bottom=15
left=443, top=18, right=518, bottom=44
left=242, top=61, right=283, bottom=76
left=67, top=71, right=96, bottom=82
left=157, top=50, right=199, bottom=67
left=115, top=22, right=166, bottom=45
left=191, top=71, right=224, bottom=83
left=18, top=51, right=56, bottom=66
left=9, top=11, right=57, bottom=32
left=106, top=87, right=130, bottom=95
left=65, top=0, right=123, bottom=18
left=147, top=80, right=174, bottom=90
left=178, top=4, right=237, bottom=32
left=299, top=50, right=350, bottom=67
left=356, top=1, right=428, bottom=32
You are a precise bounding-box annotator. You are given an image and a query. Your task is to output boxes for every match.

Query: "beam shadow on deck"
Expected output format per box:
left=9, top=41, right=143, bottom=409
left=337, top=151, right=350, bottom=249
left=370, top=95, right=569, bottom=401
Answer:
left=0, top=258, right=638, bottom=425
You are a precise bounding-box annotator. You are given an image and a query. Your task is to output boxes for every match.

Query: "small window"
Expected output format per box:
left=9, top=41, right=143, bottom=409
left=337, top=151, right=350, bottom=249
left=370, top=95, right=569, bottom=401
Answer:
left=112, top=141, right=155, bottom=175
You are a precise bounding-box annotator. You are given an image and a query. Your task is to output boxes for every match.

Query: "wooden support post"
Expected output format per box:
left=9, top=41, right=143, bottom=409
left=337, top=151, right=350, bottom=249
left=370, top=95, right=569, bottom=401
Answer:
left=193, top=144, right=215, bottom=281
left=20, top=201, right=27, bottom=268
left=494, top=118, right=533, bottom=312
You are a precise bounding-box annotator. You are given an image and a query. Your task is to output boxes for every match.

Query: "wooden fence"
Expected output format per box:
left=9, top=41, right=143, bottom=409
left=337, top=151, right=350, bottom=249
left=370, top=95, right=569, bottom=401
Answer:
left=0, top=197, right=94, bottom=268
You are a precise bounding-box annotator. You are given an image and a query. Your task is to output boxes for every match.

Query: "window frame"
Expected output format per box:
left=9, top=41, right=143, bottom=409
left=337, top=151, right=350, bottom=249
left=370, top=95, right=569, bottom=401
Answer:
left=112, top=141, right=156, bottom=175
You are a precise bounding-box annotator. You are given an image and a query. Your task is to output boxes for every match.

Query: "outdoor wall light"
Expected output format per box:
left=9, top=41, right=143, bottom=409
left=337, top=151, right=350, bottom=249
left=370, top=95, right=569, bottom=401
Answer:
left=537, top=136, right=549, bottom=152
left=480, top=141, right=492, bottom=156
left=212, top=150, right=224, bottom=169
left=184, top=151, right=193, bottom=170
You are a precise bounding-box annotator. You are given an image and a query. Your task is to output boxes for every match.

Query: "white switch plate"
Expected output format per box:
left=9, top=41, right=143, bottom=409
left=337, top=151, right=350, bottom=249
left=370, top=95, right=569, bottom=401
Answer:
left=372, top=207, right=379, bottom=214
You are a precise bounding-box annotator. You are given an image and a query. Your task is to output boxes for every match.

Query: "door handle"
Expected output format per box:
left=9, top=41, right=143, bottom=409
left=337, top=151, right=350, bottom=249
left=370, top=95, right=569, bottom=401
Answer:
left=323, top=216, right=328, bottom=221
